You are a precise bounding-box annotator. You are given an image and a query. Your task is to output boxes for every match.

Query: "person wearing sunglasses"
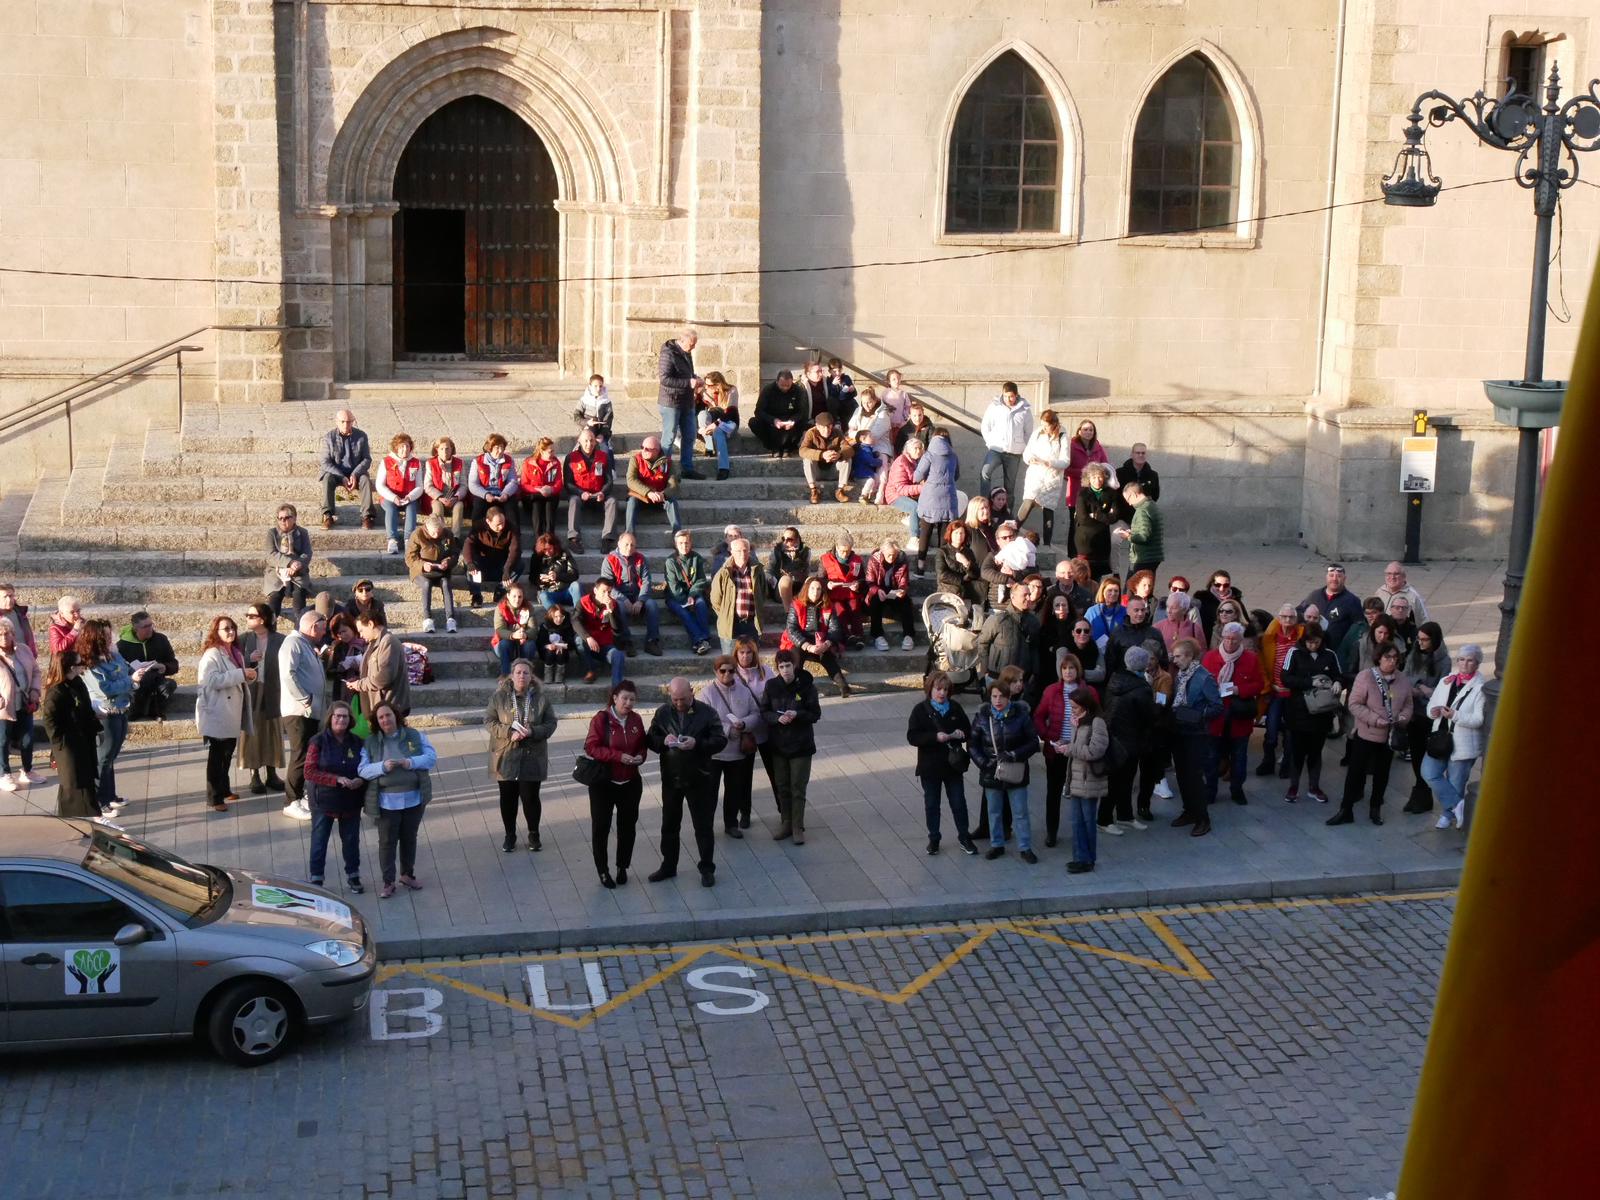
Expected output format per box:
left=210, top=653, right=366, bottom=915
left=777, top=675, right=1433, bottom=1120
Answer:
left=702, top=655, right=763, bottom=837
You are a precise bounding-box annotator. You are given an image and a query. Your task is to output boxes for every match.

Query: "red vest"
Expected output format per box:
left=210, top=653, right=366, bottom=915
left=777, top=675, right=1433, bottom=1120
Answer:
left=383, top=455, right=420, bottom=497
left=476, top=454, right=515, bottom=493
left=520, top=455, right=563, bottom=495
left=634, top=454, right=670, bottom=492
left=566, top=448, right=610, bottom=494
left=427, top=456, right=463, bottom=495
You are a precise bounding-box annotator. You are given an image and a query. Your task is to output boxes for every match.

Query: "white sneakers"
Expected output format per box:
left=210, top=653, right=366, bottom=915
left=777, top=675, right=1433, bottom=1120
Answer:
left=1152, top=779, right=1173, bottom=799
left=0, top=774, right=16, bottom=792
left=421, top=618, right=436, bottom=633
left=873, top=636, right=890, bottom=651
left=281, top=798, right=312, bottom=821
left=14, top=769, right=33, bottom=785
left=386, top=538, right=400, bottom=555
left=901, top=635, right=915, bottom=651
left=1436, top=801, right=1467, bottom=830
left=1098, top=822, right=1125, bottom=836
left=1125, top=818, right=1149, bottom=831
left=445, top=617, right=458, bottom=633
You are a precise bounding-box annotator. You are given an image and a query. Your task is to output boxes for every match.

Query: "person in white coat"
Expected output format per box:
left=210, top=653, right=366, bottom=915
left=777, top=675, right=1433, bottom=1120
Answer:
left=196, top=615, right=256, bottom=812
left=1016, top=409, right=1070, bottom=546
left=1421, top=644, right=1486, bottom=830
left=845, top=387, right=894, bottom=502
left=979, top=382, right=1033, bottom=498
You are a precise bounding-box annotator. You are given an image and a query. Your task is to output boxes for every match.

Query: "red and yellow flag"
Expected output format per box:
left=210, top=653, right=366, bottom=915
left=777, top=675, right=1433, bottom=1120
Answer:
left=1398, top=253, right=1600, bottom=1195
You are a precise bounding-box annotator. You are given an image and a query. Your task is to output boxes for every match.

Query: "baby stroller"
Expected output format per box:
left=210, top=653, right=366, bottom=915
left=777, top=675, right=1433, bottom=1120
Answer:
left=922, top=591, right=981, bottom=692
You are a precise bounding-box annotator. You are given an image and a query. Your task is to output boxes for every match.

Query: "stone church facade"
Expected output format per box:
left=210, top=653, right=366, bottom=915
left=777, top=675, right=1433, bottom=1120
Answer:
left=0, top=0, right=1595, bottom=556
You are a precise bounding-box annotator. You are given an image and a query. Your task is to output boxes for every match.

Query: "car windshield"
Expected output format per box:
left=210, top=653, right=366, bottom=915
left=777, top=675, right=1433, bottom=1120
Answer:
left=81, top=826, right=216, bottom=921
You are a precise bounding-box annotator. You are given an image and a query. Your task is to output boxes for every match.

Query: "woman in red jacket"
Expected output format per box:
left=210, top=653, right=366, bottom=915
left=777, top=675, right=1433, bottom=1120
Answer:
left=1034, top=653, right=1099, bottom=848
left=819, top=530, right=867, bottom=649
left=583, top=679, right=649, bottom=888
left=518, top=436, right=564, bottom=539
left=1202, top=622, right=1266, bottom=806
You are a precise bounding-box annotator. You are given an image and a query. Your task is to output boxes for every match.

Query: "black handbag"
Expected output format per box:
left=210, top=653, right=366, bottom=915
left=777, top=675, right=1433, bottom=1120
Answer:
left=1424, top=728, right=1454, bottom=759
left=573, top=715, right=612, bottom=786
left=1228, top=694, right=1258, bottom=722
left=946, top=744, right=971, bottom=773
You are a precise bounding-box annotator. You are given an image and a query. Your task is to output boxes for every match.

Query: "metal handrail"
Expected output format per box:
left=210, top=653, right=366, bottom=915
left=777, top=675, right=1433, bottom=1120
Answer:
left=0, top=324, right=302, bottom=471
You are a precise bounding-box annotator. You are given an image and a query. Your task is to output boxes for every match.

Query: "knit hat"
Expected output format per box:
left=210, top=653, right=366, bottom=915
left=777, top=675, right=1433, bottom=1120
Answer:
left=1123, top=646, right=1151, bottom=673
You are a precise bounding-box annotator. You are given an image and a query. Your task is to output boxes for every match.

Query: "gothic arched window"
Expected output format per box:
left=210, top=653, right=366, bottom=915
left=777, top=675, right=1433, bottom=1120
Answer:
left=946, top=52, right=1061, bottom=234
left=1129, top=54, right=1240, bottom=236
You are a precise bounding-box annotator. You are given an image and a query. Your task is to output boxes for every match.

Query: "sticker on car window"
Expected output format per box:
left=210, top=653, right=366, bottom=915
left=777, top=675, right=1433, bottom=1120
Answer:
left=66, top=947, right=121, bottom=995
left=251, top=884, right=354, bottom=927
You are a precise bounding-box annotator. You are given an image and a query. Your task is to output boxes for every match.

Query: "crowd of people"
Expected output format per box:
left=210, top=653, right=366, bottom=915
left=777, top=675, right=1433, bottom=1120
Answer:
left=0, top=331, right=1489, bottom=895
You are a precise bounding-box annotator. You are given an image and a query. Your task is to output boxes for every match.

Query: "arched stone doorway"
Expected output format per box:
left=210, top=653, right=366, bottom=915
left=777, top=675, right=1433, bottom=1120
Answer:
left=393, top=95, right=559, bottom=361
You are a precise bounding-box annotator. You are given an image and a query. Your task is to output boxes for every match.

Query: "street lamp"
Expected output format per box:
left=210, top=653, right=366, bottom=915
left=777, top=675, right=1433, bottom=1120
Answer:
left=1381, top=63, right=1600, bottom=722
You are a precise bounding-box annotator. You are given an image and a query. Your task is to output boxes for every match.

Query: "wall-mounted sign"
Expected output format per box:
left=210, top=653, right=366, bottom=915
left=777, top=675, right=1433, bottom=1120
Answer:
left=1400, top=435, right=1437, bottom=494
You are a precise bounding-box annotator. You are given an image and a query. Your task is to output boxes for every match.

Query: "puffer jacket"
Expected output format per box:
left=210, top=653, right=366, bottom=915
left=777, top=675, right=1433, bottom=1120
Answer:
left=1348, top=668, right=1414, bottom=746
left=1102, top=669, right=1158, bottom=758
left=1426, top=671, right=1487, bottom=762
left=912, top=436, right=961, bottom=523
left=882, top=453, right=922, bottom=505
left=1065, top=716, right=1110, bottom=798
left=968, top=699, right=1040, bottom=788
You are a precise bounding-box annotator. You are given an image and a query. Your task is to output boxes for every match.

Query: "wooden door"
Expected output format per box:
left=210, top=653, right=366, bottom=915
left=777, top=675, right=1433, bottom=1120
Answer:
left=393, top=95, right=559, bottom=360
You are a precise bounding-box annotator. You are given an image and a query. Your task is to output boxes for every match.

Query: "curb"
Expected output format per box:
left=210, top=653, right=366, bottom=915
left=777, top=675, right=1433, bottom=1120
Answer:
left=371, top=865, right=1462, bottom=960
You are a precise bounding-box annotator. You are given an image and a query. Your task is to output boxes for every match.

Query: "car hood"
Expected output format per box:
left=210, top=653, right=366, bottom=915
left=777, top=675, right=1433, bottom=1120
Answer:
left=207, top=868, right=368, bottom=944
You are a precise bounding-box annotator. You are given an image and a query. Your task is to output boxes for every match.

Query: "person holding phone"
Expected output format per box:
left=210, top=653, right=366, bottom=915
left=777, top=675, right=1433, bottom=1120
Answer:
left=905, top=671, right=975, bottom=856
left=485, top=660, right=558, bottom=853
left=760, top=650, right=822, bottom=844
left=584, top=680, right=649, bottom=888
left=647, top=677, right=728, bottom=886
left=195, top=615, right=258, bottom=812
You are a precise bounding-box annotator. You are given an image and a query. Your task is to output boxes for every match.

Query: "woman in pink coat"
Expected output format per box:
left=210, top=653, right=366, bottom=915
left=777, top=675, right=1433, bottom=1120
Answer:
left=1328, top=642, right=1413, bottom=827
left=1064, top=419, right=1110, bottom=553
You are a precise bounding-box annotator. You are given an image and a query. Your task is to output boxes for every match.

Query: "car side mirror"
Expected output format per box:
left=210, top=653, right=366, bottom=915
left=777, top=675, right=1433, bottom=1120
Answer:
left=113, top=923, right=152, bottom=947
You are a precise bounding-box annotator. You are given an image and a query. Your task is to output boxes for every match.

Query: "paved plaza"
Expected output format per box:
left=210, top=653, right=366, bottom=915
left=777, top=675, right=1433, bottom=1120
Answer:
left=1, top=547, right=1496, bottom=956
left=0, top=890, right=1453, bottom=1199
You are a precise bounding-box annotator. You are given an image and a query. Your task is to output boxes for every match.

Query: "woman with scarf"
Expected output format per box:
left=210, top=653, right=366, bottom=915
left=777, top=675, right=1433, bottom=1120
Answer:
left=1422, top=645, right=1487, bottom=831
left=1156, top=590, right=1205, bottom=652
left=40, top=650, right=99, bottom=817
left=485, top=659, right=558, bottom=853
left=196, top=614, right=256, bottom=813
left=1073, top=463, right=1120, bottom=580
left=1168, top=639, right=1222, bottom=836
left=780, top=576, right=851, bottom=698
left=1281, top=624, right=1342, bottom=804
left=303, top=701, right=367, bottom=892
left=1202, top=623, right=1266, bottom=807
left=468, top=432, right=520, bottom=524
left=1068, top=617, right=1106, bottom=687
left=701, top=655, right=763, bottom=837
left=584, top=680, right=649, bottom=887
left=1064, top=418, right=1110, bottom=552
left=1035, top=593, right=1079, bottom=690
left=968, top=677, right=1040, bottom=862
left=1084, top=576, right=1126, bottom=647
left=1063, top=688, right=1111, bottom=874
left=1016, top=409, right=1069, bottom=546
left=761, top=650, right=823, bottom=843
left=906, top=670, right=976, bottom=856
left=1254, top=603, right=1306, bottom=780
left=1400, top=620, right=1451, bottom=814
left=733, top=637, right=778, bottom=792
left=0, top=620, right=42, bottom=792
left=358, top=700, right=438, bottom=897
left=237, top=602, right=286, bottom=798
left=1034, top=652, right=1098, bottom=849
left=1208, top=597, right=1261, bottom=654
left=1328, top=641, right=1413, bottom=827
left=424, top=436, right=469, bottom=536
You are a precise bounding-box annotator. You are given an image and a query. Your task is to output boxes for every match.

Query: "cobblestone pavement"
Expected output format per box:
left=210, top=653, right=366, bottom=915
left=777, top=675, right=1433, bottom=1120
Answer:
left=0, top=891, right=1452, bottom=1200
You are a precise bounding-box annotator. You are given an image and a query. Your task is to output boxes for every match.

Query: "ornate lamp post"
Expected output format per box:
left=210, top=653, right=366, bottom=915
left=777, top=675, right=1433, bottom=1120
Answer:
left=1381, top=64, right=1600, bottom=721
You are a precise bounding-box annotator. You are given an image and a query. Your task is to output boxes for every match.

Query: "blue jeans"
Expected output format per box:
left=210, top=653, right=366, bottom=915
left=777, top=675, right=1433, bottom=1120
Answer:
left=624, top=494, right=682, bottom=533
left=1421, top=754, right=1474, bottom=816
left=700, top=417, right=737, bottom=470
left=1, top=711, right=35, bottom=774
left=616, top=594, right=661, bottom=642
left=890, top=495, right=921, bottom=539
left=586, top=644, right=626, bottom=688
left=986, top=784, right=1032, bottom=851
left=1070, top=794, right=1099, bottom=865
left=1263, top=695, right=1292, bottom=761
left=920, top=774, right=970, bottom=844
left=659, top=404, right=697, bottom=473
left=95, top=712, right=128, bottom=805
left=309, top=809, right=361, bottom=881
left=383, top=498, right=418, bottom=545
left=668, top=596, right=712, bottom=644
left=537, top=584, right=582, bottom=610
left=416, top=574, right=456, bottom=622
left=496, top=638, right=530, bottom=676
left=1205, top=729, right=1250, bottom=802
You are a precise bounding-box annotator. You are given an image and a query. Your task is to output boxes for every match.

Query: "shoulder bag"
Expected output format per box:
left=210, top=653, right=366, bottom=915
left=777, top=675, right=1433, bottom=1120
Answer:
left=1425, top=677, right=1464, bottom=759
left=727, top=679, right=759, bottom=756
left=1304, top=671, right=1342, bottom=715
left=941, top=709, right=971, bottom=773
left=573, top=715, right=612, bottom=786
left=988, top=714, right=1026, bottom=784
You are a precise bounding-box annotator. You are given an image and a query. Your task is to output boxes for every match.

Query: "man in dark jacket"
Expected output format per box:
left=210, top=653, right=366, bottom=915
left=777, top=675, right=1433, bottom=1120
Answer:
left=657, top=328, right=705, bottom=480
left=319, top=409, right=375, bottom=529
left=749, top=371, right=809, bottom=457
left=1114, top=443, right=1160, bottom=502
left=1105, top=597, right=1158, bottom=676
left=117, top=611, right=179, bottom=721
left=646, top=676, right=728, bottom=886
left=976, top=583, right=1041, bottom=692
left=1101, top=646, right=1160, bottom=830
left=1299, top=563, right=1365, bottom=652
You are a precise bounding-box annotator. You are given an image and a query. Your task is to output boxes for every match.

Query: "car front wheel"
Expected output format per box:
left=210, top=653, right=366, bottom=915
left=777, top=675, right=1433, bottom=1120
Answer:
left=206, top=979, right=298, bottom=1066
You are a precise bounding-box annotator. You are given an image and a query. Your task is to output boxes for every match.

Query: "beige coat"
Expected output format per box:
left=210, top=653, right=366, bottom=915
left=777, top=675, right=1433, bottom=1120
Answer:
left=1065, top=716, right=1110, bottom=798
left=484, top=679, right=558, bottom=781
left=195, top=646, right=251, bottom=740
left=357, top=629, right=411, bottom=716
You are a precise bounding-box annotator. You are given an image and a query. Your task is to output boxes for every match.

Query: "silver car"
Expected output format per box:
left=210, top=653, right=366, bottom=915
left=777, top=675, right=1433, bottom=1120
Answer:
left=0, top=816, right=375, bottom=1066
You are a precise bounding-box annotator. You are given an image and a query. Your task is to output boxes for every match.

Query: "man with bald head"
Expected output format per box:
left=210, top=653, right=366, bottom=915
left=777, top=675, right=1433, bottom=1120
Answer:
left=646, top=675, right=728, bottom=886
left=1376, top=561, right=1429, bottom=623
left=657, top=326, right=706, bottom=480
left=319, top=408, right=375, bottom=530
left=279, top=608, right=329, bottom=819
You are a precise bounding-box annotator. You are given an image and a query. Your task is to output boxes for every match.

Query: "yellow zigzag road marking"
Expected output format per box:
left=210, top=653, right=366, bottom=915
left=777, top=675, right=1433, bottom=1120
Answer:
left=373, top=890, right=1453, bottom=1025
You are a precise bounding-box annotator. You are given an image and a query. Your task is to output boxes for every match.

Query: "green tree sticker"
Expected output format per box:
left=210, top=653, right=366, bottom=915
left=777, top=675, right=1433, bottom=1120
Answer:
left=66, top=948, right=118, bottom=994
left=73, top=949, right=110, bottom=978
left=256, top=886, right=315, bottom=910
